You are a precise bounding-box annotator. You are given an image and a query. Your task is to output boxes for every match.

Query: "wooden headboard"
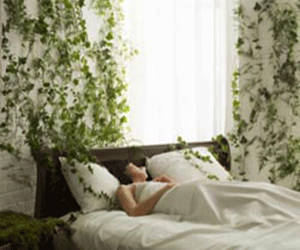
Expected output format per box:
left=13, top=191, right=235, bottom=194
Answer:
left=34, top=140, right=230, bottom=219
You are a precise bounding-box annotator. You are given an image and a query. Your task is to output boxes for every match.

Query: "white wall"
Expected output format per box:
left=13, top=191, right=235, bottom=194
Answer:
left=0, top=0, right=37, bottom=216
left=0, top=152, right=36, bottom=216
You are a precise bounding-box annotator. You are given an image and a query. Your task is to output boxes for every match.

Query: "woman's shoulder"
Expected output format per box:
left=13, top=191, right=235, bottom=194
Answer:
left=126, top=182, right=140, bottom=195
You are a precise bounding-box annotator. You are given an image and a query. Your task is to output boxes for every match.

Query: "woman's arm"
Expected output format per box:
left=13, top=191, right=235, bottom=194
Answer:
left=116, top=183, right=176, bottom=216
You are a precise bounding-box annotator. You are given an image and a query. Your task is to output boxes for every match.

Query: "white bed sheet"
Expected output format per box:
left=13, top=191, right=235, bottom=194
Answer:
left=61, top=180, right=300, bottom=250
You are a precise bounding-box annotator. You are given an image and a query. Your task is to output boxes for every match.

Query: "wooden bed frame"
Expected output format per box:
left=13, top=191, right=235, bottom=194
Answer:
left=34, top=140, right=230, bottom=219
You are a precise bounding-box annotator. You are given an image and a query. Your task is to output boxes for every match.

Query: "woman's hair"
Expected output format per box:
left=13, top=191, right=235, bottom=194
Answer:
left=122, top=163, right=152, bottom=184
left=145, top=169, right=152, bottom=181
left=102, top=160, right=152, bottom=184
left=100, top=160, right=131, bottom=184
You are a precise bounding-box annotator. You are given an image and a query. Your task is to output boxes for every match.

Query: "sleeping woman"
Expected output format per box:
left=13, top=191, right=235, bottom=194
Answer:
left=116, top=163, right=300, bottom=228
left=116, top=163, right=178, bottom=217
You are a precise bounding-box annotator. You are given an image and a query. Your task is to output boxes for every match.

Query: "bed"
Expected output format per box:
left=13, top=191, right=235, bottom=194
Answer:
left=34, top=140, right=300, bottom=250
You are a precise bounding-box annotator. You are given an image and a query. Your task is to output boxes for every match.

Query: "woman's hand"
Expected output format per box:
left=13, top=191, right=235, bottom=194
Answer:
left=153, top=175, right=172, bottom=183
left=117, top=182, right=176, bottom=217
left=165, top=182, right=179, bottom=190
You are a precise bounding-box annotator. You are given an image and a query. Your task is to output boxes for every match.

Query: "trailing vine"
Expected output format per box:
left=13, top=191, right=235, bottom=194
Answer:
left=1, top=0, right=135, bottom=203
left=230, top=0, right=300, bottom=189
left=175, top=136, right=233, bottom=181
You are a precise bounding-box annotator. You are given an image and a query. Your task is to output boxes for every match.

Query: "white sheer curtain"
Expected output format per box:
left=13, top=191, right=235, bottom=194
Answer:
left=124, top=0, right=236, bottom=145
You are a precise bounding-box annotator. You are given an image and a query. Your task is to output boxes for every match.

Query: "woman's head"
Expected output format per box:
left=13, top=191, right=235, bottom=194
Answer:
left=125, top=163, right=148, bottom=183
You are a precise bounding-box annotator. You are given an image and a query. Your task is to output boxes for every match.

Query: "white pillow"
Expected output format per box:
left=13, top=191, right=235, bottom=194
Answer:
left=59, top=157, right=120, bottom=213
left=146, top=147, right=232, bottom=183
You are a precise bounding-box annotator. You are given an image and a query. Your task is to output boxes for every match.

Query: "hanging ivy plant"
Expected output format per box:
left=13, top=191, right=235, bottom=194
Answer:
left=0, top=0, right=136, bottom=202
left=229, top=0, right=300, bottom=189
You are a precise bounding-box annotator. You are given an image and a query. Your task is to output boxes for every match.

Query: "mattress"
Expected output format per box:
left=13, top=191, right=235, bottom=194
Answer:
left=58, top=180, right=300, bottom=250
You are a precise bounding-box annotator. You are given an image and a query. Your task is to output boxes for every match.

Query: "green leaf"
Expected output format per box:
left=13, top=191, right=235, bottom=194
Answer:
left=253, top=2, right=261, bottom=11
left=73, top=79, right=79, bottom=86
left=72, top=51, right=80, bottom=61
left=107, top=13, right=116, bottom=28
left=80, top=32, right=87, bottom=42
left=233, top=100, right=240, bottom=108
left=63, top=0, right=72, bottom=9
left=0, top=122, right=7, bottom=128
left=255, top=45, right=262, bottom=50
left=79, top=0, right=85, bottom=7
left=18, top=57, right=27, bottom=65
left=120, top=116, right=127, bottom=123
left=87, top=164, right=94, bottom=174
left=207, top=174, right=219, bottom=181
left=24, top=84, right=34, bottom=92
left=106, top=32, right=114, bottom=40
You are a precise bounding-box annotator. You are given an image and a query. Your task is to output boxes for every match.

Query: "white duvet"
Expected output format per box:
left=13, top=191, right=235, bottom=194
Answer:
left=63, top=180, right=300, bottom=250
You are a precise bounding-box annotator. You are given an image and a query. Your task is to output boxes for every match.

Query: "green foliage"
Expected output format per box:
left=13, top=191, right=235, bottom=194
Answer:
left=1, top=0, right=133, bottom=154
left=207, top=174, right=219, bottom=181
left=176, top=136, right=233, bottom=181
left=177, top=136, right=212, bottom=163
left=231, top=0, right=300, bottom=189
left=1, top=0, right=135, bottom=203
left=0, top=210, right=71, bottom=249
left=209, top=134, right=231, bottom=172
left=177, top=137, right=212, bottom=176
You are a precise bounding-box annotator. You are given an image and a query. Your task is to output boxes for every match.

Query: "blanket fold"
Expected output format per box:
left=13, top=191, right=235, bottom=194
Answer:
left=154, top=180, right=300, bottom=229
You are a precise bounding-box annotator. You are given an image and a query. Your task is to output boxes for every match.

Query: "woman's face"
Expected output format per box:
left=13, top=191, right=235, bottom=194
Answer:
left=125, top=163, right=148, bottom=182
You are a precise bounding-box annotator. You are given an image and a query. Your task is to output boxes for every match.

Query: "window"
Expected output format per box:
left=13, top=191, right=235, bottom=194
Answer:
left=124, top=0, right=236, bottom=144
